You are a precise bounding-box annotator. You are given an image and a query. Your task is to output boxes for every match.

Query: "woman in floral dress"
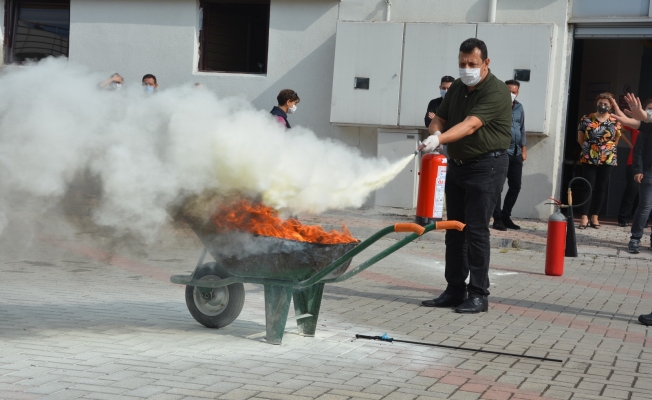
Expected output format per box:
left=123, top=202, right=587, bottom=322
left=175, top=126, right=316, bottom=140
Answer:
left=577, top=92, right=627, bottom=229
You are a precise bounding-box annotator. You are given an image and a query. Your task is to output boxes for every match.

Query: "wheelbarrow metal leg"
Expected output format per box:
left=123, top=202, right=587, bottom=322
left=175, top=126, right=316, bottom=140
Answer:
left=263, top=284, right=293, bottom=345
left=293, top=283, right=324, bottom=337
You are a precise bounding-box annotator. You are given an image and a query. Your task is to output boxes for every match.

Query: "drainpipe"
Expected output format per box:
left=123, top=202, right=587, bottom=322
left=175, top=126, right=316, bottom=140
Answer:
left=386, top=0, right=391, bottom=22
left=488, top=0, right=497, bottom=22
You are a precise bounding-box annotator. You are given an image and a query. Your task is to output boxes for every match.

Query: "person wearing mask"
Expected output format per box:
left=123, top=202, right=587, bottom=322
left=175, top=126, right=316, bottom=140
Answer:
left=270, top=89, right=299, bottom=129
left=609, top=94, right=652, bottom=325
left=617, top=122, right=643, bottom=227
left=492, top=80, right=526, bottom=231
left=424, top=76, right=455, bottom=128
left=577, top=93, right=622, bottom=229
left=142, top=74, right=158, bottom=93
left=98, top=73, right=123, bottom=90
left=419, top=38, right=511, bottom=314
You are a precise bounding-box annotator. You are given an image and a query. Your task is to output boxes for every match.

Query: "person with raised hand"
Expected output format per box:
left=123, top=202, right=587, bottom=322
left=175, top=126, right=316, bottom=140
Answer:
left=610, top=95, right=652, bottom=255
left=576, top=93, right=623, bottom=230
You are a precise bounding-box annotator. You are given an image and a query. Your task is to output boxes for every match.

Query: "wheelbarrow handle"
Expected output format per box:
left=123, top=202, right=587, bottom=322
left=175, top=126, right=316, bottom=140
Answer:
left=303, top=220, right=465, bottom=287
left=435, top=221, right=466, bottom=231
left=394, top=223, right=426, bottom=235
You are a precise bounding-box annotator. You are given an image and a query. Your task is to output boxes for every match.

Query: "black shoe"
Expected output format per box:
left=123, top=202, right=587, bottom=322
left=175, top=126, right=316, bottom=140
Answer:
left=454, top=297, right=488, bottom=313
left=502, top=216, right=521, bottom=230
left=618, top=221, right=629, bottom=227
left=422, top=293, right=466, bottom=308
left=638, top=313, right=652, bottom=326
left=492, top=220, right=507, bottom=231
left=628, top=239, right=640, bottom=254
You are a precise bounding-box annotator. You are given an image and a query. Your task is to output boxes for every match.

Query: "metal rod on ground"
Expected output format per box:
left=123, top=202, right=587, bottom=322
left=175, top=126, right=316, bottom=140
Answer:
left=355, top=334, right=563, bottom=363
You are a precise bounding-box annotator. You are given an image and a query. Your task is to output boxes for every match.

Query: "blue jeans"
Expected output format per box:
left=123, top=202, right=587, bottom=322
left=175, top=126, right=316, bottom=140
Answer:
left=630, top=172, right=652, bottom=240
left=444, top=154, right=509, bottom=297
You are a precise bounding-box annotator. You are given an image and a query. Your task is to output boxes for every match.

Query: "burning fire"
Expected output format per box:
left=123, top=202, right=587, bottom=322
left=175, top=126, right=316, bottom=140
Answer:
left=212, top=200, right=358, bottom=244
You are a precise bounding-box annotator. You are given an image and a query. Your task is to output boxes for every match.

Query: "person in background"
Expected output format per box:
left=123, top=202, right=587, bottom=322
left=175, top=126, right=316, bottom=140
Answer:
left=492, top=79, right=526, bottom=231
left=425, top=76, right=455, bottom=128
left=142, top=74, right=158, bottom=93
left=577, top=93, right=623, bottom=229
left=419, top=38, right=511, bottom=314
left=617, top=99, right=652, bottom=227
left=270, top=89, right=300, bottom=129
left=609, top=94, right=652, bottom=326
left=98, top=73, right=123, bottom=90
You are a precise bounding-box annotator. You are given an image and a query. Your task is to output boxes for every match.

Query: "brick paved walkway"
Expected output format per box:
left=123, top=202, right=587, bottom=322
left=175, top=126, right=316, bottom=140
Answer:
left=0, top=214, right=651, bottom=400
left=298, top=208, right=652, bottom=260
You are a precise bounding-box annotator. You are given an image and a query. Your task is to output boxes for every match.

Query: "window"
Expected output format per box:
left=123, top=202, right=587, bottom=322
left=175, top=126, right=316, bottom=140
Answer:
left=3, top=0, right=70, bottom=64
left=199, top=0, right=270, bottom=74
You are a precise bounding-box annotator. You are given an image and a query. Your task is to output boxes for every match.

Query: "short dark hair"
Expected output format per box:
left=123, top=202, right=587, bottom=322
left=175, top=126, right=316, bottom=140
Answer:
left=505, top=79, right=520, bottom=88
left=277, top=89, right=300, bottom=106
left=459, top=38, right=488, bottom=61
left=643, top=98, right=652, bottom=109
left=142, top=74, right=157, bottom=84
left=440, top=76, right=455, bottom=84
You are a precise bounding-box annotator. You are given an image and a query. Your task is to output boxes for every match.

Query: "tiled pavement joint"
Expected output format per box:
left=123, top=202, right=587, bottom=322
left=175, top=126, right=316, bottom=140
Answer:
left=0, top=213, right=651, bottom=400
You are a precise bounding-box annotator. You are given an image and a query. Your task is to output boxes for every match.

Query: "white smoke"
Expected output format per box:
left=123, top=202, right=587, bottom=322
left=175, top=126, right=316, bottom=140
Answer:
left=0, top=58, right=411, bottom=241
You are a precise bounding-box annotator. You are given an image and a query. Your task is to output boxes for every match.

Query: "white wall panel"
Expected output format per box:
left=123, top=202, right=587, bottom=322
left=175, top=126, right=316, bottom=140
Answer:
left=477, top=24, right=554, bottom=134
left=375, top=129, right=419, bottom=208
left=330, top=21, right=404, bottom=126
left=399, top=23, right=476, bottom=128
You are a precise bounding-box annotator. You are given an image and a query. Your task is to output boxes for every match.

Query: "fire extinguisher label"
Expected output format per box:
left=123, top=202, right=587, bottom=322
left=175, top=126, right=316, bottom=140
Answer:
left=434, top=166, right=446, bottom=218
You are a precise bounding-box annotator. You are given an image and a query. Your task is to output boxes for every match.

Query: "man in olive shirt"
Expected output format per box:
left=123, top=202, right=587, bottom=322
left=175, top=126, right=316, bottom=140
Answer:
left=420, top=38, right=512, bottom=313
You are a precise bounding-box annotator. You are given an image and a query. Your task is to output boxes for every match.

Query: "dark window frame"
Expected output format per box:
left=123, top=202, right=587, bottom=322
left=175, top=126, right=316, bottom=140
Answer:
left=198, top=0, right=270, bottom=74
left=4, top=0, right=70, bottom=64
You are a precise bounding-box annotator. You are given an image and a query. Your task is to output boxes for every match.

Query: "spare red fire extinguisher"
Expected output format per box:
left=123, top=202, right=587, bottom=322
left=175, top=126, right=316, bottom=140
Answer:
left=544, top=177, right=592, bottom=276
left=415, top=152, right=447, bottom=226
left=545, top=207, right=567, bottom=276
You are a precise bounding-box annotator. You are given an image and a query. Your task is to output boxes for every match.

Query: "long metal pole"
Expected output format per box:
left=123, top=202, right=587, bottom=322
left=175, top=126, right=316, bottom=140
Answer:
left=355, top=334, right=563, bottom=363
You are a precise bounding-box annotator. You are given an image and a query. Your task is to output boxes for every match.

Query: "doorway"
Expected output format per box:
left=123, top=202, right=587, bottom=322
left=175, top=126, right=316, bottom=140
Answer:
left=562, top=37, right=652, bottom=220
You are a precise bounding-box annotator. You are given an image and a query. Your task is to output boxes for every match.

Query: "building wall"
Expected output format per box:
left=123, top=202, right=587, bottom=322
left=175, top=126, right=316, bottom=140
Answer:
left=4, top=0, right=576, bottom=216
left=339, top=0, right=572, bottom=218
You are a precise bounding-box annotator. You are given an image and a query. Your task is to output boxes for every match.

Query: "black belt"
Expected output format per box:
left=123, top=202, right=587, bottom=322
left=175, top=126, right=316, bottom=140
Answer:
left=452, top=150, right=506, bottom=165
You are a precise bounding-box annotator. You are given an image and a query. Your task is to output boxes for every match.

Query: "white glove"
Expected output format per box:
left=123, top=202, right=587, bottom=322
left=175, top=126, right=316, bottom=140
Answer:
left=420, top=132, right=441, bottom=153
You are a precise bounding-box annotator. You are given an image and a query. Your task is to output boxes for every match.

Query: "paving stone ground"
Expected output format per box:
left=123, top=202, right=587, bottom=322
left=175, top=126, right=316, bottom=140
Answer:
left=0, top=209, right=651, bottom=400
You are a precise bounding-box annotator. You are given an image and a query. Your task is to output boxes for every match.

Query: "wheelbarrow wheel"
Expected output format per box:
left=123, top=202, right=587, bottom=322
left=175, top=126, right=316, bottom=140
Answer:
left=185, top=262, right=245, bottom=329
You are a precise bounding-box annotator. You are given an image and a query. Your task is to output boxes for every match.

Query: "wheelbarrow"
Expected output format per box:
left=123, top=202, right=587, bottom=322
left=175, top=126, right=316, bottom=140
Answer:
left=170, top=220, right=465, bottom=344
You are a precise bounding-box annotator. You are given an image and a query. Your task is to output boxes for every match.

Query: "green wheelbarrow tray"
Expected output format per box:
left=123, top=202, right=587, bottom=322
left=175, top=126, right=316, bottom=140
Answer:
left=170, top=220, right=465, bottom=344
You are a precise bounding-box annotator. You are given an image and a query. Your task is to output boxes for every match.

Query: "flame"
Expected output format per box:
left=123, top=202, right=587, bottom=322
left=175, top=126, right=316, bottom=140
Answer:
left=211, top=200, right=358, bottom=244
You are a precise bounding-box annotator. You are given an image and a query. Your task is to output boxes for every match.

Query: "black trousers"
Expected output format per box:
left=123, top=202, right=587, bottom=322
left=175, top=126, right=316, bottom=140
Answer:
left=618, top=165, right=639, bottom=224
left=493, top=154, right=523, bottom=220
left=581, top=164, right=613, bottom=216
left=444, top=154, right=508, bottom=297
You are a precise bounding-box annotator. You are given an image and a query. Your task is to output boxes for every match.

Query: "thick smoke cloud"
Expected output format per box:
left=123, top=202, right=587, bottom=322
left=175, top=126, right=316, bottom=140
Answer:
left=0, top=58, right=410, bottom=241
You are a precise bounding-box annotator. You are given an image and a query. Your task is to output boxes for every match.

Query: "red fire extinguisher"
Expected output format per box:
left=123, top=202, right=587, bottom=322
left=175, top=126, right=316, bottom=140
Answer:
left=415, top=152, right=447, bottom=226
left=545, top=207, right=567, bottom=276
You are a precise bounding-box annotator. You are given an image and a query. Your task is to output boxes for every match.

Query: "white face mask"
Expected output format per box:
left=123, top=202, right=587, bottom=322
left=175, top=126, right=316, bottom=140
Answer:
left=110, top=82, right=122, bottom=90
left=440, top=89, right=447, bottom=98
left=288, top=105, right=297, bottom=114
left=459, top=68, right=482, bottom=86
left=510, top=93, right=517, bottom=102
